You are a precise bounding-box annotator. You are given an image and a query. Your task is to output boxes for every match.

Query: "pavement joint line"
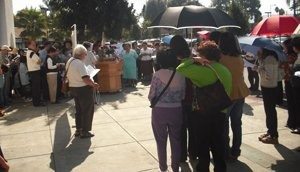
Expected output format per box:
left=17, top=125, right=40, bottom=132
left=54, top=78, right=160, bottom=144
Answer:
left=90, top=140, right=140, bottom=150
left=5, top=152, right=51, bottom=161
left=101, top=105, right=150, bottom=111
left=0, top=129, right=51, bottom=137
left=100, top=106, right=159, bottom=162
left=242, top=128, right=290, bottom=136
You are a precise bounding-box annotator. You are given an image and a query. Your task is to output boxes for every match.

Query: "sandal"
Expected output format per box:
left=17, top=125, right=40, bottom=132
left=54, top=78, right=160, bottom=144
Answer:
left=258, top=133, right=269, bottom=141
left=260, top=135, right=279, bottom=144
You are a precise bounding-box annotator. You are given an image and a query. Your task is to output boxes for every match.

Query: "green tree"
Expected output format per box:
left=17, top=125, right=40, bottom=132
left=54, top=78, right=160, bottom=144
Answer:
left=275, top=7, right=286, bottom=15
left=14, top=8, right=47, bottom=39
left=212, top=0, right=262, bottom=26
left=286, top=0, right=300, bottom=16
left=228, top=2, right=249, bottom=36
left=144, top=0, right=167, bottom=21
left=44, top=0, right=137, bottom=42
left=168, top=0, right=202, bottom=7
left=211, top=0, right=230, bottom=11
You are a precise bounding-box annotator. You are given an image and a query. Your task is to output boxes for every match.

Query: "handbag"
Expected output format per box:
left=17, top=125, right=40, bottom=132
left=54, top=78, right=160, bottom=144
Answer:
left=150, top=69, right=176, bottom=108
left=192, top=64, right=232, bottom=114
left=61, top=59, right=75, bottom=94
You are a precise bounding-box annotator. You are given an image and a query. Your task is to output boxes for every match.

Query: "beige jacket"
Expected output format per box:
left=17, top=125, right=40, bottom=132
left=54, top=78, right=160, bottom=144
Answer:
left=258, top=55, right=279, bottom=88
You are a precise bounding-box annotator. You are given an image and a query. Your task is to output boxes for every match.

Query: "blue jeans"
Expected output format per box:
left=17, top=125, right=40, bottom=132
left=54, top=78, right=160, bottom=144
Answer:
left=224, top=98, right=245, bottom=157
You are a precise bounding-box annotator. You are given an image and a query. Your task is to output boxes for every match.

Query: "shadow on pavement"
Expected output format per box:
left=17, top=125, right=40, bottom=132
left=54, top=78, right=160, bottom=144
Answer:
left=227, top=160, right=253, bottom=172
left=50, top=112, right=93, bottom=171
left=270, top=144, right=300, bottom=172
left=243, top=103, right=254, bottom=116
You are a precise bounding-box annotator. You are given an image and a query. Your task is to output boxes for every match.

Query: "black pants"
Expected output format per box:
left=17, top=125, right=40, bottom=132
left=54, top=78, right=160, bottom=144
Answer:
left=180, top=105, right=197, bottom=161
left=247, top=67, right=259, bottom=90
left=292, top=85, right=300, bottom=128
left=40, top=67, right=49, bottom=101
left=276, top=81, right=283, bottom=105
left=261, top=87, right=278, bottom=138
left=194, top=112, right=226, bottom=172
left=285, top=81, right=296, bottom=128
left=70, top=86, right=94, bottom=132
left=28, top=70, right=42, bottom=106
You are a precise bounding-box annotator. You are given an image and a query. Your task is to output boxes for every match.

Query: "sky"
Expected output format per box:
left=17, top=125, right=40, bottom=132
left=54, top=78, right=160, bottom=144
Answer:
left=12, top=0, right=292, bottom=16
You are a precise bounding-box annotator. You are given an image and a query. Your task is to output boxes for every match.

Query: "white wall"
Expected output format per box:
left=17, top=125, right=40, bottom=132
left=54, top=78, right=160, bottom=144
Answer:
left=0, top=0, right=16, bottom=47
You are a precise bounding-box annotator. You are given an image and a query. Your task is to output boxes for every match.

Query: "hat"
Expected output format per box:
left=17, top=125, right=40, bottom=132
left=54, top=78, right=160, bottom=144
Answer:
left=1, top=45, right=11, bottom=51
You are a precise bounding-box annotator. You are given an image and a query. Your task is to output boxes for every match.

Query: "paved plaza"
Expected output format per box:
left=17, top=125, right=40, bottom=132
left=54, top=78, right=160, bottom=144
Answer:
left=0, top=82, right=300, bottom=172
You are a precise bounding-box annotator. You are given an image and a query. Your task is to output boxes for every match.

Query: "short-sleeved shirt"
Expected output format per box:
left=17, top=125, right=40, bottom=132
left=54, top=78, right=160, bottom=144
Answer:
left=140, top=48, right=153, bottom=61
left=26, top=49, right=41, bottom=72
left=66, top=57, right=89, bottom=87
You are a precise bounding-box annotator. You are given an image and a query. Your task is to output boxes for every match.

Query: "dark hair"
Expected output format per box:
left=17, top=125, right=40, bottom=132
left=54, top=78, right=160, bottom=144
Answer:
left=219, top=32, right=241, bottom=56
left=209, top=31, right=221, bottom=44
left=142, top=42, right=147, bottom=45
left=197, top=41, right=221, bottom=61
left=170, top=35, right=190, bottom=59
left=261, top=48, right=278, bottom=61
left=283, top=38, right=297, bottom=56
left=63, top=40, right=72, bottom=47
left=47, top=46, right=57, bottom=54
left=156, top=49, right=178, bottom=69
left=20, top=55, right=27, bottom=64
left=292, top=36, right=300, bottom=51
left=83, top=41, right=92, bottom=49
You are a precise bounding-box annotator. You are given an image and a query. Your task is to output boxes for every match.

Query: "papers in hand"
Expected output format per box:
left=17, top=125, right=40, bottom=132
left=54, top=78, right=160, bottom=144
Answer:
left=86, top=65, right=100, bottom=78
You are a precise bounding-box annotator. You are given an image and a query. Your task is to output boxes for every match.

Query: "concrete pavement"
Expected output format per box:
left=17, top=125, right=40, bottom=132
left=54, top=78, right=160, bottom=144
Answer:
left=0, top=83, right=300, bottom=172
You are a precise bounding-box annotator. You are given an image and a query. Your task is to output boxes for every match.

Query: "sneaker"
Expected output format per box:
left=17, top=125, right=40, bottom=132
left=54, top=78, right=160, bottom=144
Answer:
left=260, top=135, right=279, bottom=144
left=258, top=133, right=269, bottom=141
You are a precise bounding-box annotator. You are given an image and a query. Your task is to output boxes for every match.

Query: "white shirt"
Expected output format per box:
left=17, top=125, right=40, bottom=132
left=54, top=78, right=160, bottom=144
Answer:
left=66, top=57, right=89, bottom=87
left=47, top=57, right=58, bottom=75
left=140, top=48, right=153, bottom=61
left=26, top=49, right=41, bottom=72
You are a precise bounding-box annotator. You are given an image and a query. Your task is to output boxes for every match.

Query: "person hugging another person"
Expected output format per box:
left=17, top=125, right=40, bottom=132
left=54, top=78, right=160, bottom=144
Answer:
left=177, top=41, right=232, bottom=172
left=148, top=49, right=185, bottom=172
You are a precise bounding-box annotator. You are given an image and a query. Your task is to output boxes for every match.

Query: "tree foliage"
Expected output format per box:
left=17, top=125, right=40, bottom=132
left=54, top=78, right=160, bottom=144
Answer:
left=14, top=8, right=47, bottom=39
left=212, top=0, right=261, bottom=23
left=168, top=0, right=202, bottom=7
left=228, top=2, right=249, bottom=36
left=44, top=0, right=138, bottom=41
left=144, top=0, right=167, bottom=21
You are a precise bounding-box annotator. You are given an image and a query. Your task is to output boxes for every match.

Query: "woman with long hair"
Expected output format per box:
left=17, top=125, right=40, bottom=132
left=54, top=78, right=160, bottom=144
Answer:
left=218, top=32, right=250, bottom=160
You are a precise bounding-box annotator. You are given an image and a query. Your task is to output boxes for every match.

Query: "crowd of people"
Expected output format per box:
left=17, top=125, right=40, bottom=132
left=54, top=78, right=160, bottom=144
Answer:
left=1, top=30, right=300, bottom=171
left=148, top=32, right=300, bottom=172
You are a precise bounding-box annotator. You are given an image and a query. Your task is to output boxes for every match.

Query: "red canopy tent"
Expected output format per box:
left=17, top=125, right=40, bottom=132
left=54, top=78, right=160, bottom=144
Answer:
left=250, top=15, right=300, bottom=37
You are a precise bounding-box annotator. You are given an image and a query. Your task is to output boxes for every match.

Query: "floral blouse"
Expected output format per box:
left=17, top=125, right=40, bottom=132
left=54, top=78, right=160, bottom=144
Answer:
left=148, top=69, right=185, bottom=108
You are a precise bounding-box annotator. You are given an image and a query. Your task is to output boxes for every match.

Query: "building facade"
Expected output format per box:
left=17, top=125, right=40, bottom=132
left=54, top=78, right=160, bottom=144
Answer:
left=0, top=0, right=16, bottom=47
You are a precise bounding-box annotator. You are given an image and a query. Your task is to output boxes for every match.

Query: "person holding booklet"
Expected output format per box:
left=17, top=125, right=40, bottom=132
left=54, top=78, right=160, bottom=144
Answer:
left=66, top=44, right=99, bottom=138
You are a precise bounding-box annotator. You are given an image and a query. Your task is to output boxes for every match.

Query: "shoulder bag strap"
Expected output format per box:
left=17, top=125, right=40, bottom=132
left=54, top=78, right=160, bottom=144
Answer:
left=207, top=64, right=223, bottom=82
left=63, top=59, right=76, bottom=79
left=151, top=69, right=176, bottom=107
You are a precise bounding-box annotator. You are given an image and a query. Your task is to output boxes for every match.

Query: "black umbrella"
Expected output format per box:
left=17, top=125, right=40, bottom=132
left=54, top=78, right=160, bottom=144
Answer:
left=148, top=5, right=240, bottom=29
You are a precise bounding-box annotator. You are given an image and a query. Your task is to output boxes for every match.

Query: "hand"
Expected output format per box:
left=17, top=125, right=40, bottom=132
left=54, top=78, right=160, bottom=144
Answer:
left=192, top=56, right=210, bottom=65
left=93, top=82, right=100, bottom=89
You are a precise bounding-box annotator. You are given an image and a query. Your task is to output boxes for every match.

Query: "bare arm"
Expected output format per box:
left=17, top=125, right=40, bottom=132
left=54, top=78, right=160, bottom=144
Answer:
left=82, top=76, right=99, bottom=88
